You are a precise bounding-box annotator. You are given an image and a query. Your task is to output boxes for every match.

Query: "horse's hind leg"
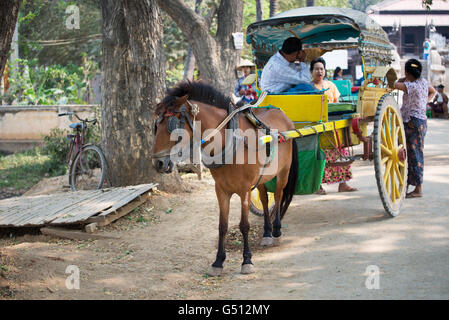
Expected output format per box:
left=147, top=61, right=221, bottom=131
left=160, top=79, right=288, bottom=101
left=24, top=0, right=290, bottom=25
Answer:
left=272, top=169, right=289, bottom=242
left=208, top=186, right=231, bottom=277
left=258, top=184, right=274, bottom=246
left=240, top=190, right=255, bottom=274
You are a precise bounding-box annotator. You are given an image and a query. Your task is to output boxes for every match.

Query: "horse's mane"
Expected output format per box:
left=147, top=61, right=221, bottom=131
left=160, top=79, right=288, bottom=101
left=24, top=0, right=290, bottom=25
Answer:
left=156, top=81, right=232, bottom=115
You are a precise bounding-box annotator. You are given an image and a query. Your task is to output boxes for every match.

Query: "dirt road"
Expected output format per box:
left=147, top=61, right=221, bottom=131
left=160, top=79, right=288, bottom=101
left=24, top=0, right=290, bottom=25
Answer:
left=1, top=119, right=448, bottom=300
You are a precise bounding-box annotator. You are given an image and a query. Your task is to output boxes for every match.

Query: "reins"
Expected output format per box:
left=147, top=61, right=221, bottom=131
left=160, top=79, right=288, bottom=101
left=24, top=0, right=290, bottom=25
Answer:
left=199, top=91, right=268, bottom=144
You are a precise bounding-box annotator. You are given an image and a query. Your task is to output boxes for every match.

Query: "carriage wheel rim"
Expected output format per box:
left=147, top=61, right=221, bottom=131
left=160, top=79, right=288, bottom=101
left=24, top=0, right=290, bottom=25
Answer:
left=380, top=105, right=407, bottom=204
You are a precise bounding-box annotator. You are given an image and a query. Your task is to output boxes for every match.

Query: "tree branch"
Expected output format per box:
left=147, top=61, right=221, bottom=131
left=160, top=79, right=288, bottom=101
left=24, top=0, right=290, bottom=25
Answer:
left=155, top=0, right=209, bottom=40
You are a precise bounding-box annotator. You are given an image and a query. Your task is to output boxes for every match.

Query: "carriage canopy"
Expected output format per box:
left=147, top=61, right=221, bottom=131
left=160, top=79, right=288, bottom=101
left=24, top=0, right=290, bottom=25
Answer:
left=246, top=7, right=394, bottom=66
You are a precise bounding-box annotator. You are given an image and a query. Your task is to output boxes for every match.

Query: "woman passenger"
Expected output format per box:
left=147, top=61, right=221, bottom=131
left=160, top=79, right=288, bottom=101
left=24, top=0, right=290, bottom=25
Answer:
left=310, top=57, right=357, bottom=194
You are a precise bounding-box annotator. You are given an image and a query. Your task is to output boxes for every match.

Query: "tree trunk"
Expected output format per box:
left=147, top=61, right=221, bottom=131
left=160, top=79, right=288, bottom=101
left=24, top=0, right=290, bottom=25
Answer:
left=99, top=0, right=182, bottom=189
left=157, top=0, right=243, bottom=95
left=269, top=0, right=277, bottom=18
left=0, top=0, right=21, bottom=79
left=306, top=0, right=314, bottom=7
left=256, top=0, right=264, bottom=21
left=183, top=0, right=203, bottom=81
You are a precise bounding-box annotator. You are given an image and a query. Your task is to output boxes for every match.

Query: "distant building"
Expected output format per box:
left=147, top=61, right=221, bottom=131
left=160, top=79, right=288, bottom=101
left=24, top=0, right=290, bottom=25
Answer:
left=368, top=0, right=449, bottom=58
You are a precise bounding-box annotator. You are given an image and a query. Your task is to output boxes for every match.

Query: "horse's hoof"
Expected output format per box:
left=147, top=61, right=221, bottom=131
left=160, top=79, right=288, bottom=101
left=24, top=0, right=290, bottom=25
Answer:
left=207, top=266, right=223, bottom=277
left=273, top=236, right=281, bottom=246
left=260, top=237, right=273, bottom=246
left=241, top=264, right=255, bottom=274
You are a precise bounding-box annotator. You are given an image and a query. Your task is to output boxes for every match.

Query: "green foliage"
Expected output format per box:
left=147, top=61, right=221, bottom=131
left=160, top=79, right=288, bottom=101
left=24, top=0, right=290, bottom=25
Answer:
left=0, top=148, right=62, bottom=190
left=2, top=56, right=98, bottom=105
left=19, top=0, right=101, bottom=66
left=41, top=128, right=70, bottom=175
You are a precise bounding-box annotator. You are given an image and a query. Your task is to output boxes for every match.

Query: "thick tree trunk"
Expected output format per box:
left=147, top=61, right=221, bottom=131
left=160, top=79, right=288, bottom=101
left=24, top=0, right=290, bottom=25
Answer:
left=100, top=0, right=182, bottom=189
left=0, top=0, right=21, bottom=79
left=157, top=0, right=243, bottom=95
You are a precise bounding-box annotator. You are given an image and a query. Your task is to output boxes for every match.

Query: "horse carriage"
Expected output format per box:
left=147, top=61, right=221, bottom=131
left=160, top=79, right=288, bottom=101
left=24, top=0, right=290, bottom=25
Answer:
left=152, top=7, right=407, bottom=276
left=247, top=7, right=407, bottom=218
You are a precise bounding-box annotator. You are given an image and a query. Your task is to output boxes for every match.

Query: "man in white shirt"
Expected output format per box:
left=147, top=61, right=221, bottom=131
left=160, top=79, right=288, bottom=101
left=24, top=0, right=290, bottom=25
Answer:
left=260, top=37, right=312, bottom=93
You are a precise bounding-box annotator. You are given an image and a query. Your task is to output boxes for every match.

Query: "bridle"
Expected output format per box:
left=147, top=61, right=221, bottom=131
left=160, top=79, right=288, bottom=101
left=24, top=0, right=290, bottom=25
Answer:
left=151, top=101, right=199, bottom=159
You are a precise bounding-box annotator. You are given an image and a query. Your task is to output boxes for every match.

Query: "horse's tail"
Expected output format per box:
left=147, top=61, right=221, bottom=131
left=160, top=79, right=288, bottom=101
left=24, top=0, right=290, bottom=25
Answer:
left=279, top=138, right=298, bottom=220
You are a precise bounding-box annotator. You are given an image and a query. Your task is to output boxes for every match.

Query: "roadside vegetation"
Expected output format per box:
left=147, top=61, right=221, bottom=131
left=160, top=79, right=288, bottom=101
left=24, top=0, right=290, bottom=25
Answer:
left=0, top=148, right=63, bottom=192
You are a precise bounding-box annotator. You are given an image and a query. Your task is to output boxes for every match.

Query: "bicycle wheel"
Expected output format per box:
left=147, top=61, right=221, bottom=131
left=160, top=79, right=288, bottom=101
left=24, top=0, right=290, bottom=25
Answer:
left=70, top=145, right=107, bottom=191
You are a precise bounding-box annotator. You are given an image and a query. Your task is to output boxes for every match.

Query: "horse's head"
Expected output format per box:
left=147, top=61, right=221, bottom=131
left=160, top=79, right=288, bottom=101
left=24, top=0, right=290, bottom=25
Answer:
left=152, top=94, right=196, bottom=173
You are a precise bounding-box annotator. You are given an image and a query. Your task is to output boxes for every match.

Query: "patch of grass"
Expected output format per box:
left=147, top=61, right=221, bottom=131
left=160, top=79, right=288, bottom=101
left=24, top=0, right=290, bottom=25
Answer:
left=0, top=147, right=67, bottom=191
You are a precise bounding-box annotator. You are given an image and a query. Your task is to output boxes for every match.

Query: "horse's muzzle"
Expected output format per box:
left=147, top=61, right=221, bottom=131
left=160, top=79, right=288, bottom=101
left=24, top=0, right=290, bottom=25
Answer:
left=152, top=157, right=174, bottom=174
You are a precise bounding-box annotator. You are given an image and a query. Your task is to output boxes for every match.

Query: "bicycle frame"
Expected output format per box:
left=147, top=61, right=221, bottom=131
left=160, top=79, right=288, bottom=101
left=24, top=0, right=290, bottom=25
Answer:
left=66, top=123, right=86, bottom=166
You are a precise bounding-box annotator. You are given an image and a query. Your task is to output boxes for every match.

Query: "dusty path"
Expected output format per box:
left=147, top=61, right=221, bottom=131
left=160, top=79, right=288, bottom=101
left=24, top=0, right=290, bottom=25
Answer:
left=1, top=119, right=448, bottom=300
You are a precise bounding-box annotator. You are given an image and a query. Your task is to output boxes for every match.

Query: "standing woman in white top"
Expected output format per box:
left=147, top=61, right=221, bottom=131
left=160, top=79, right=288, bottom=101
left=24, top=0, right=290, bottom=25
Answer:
left=394, top=59, right=436, bottom=198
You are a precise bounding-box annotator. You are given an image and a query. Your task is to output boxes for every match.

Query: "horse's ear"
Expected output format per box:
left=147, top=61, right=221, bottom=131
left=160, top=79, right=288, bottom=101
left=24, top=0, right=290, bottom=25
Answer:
left=176, top=95, right=188, bottom=105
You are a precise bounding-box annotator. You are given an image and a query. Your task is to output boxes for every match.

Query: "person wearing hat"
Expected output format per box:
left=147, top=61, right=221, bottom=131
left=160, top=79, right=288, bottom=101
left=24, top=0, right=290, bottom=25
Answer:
left=234, top=59, right=257, bottom=103
left=430, top=84, right=448, bottom=119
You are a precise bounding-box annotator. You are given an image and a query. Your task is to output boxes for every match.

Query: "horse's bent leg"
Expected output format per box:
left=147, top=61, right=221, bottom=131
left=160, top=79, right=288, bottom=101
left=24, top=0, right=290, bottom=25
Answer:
left=240, top=191, right=255, bottom=274
left=208, top=186, right=231, bottom=277
left=258, top=184, right=273, bottom=246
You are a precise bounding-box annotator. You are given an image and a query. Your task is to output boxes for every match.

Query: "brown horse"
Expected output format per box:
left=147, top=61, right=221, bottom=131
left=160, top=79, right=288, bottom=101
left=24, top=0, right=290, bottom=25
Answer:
left=152, top=81, right=298, bottom=276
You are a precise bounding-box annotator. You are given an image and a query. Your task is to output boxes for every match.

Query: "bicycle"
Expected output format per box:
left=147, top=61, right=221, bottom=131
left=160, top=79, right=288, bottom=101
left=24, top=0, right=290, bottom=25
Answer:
left=58, top=111, right=107, bottom=191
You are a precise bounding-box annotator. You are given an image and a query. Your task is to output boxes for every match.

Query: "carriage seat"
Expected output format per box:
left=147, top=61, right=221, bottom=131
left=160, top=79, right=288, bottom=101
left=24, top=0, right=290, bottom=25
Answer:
left=328, top=102, right=356, bottom=116
left=331, top=80, right=358, bottom=103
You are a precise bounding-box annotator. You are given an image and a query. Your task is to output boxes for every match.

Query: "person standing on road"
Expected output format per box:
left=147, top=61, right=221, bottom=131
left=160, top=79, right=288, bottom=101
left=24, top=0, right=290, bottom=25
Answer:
left=394, top=59, right=436, bottom=198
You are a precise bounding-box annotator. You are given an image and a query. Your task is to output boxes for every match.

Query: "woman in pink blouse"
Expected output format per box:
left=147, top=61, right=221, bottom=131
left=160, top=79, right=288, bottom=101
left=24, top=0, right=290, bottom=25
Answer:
left=394, top=59, right=436, bottom=198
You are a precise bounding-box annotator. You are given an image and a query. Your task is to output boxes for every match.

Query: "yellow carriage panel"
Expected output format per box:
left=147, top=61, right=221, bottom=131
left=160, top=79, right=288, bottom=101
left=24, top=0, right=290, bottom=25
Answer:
left=358, top=87, right=388, bottom=118
left=260, top=94, right=328, bottom=123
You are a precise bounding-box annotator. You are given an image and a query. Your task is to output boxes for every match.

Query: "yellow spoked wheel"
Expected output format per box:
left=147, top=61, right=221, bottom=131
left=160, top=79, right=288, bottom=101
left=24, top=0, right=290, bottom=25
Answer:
left=249, top=188, right=275, bottom=217
left=373, top=95, right=408, bottom=217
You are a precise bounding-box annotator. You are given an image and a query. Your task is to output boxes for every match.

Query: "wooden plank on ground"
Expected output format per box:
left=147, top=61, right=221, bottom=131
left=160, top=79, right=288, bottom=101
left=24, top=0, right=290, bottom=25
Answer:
left=40, top=227, right=120, bottom=241
left=11, top=190, right=111, bottom=227
left=40, top=187, right=126, bottom=225
left=0, top=190, right=105, bottom=226
left=51, top=183, right=156, bottom=224
left=0, top=183, right=157, bottom=228
left=94, top=192, right=150, bottom=227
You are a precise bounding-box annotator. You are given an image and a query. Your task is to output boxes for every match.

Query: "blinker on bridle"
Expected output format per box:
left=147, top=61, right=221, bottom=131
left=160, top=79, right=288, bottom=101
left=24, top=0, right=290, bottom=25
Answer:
left=151, top=102, right=198, bottom=159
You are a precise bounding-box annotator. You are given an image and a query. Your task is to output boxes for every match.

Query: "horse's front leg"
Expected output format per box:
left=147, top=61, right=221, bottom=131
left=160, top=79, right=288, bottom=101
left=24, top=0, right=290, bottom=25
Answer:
left=208, top=185, right=231, bottom=277
left=240, top=190, right=255, bottom=274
